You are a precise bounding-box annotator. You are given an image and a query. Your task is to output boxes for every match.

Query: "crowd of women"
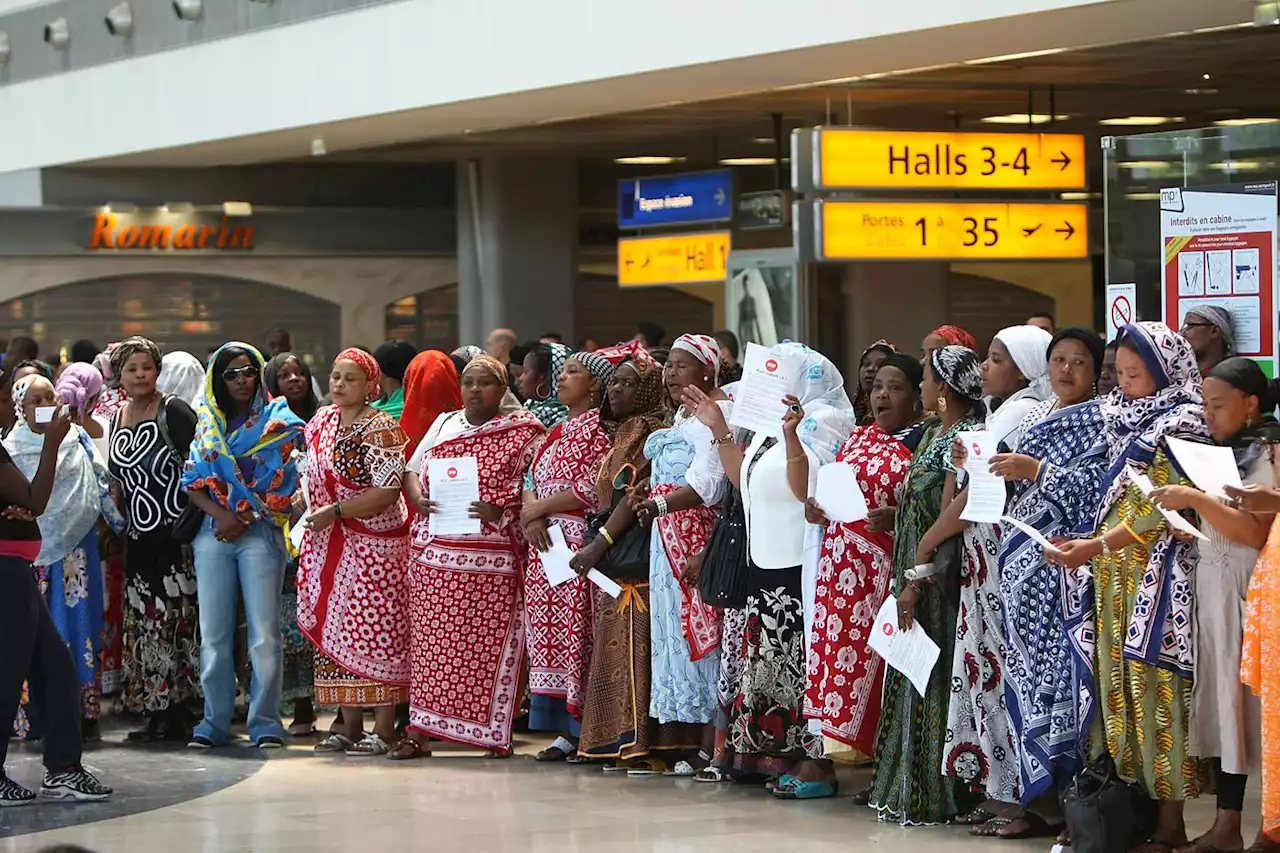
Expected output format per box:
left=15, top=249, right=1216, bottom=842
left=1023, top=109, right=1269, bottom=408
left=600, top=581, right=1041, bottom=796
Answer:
left=0, top=319, right=1277, bottom=853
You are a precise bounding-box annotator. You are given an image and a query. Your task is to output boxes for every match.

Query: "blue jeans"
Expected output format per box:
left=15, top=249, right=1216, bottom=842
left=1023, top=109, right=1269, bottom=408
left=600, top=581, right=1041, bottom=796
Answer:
left=192, top=520, right=287, bottom=744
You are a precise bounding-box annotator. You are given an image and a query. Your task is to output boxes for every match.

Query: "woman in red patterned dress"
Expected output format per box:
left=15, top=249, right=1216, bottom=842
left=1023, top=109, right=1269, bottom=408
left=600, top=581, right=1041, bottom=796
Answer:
left=804, top=354, right=926, bottom=764
left=391, top=355, right=544, bottom=760
left=296, top=348, right=412, bottom=757
left=520, top=352, right=616, bottom=761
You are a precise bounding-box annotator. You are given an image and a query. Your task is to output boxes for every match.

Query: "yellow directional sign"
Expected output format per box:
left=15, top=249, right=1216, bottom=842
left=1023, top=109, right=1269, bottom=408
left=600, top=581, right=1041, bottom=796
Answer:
left=617, top=231, right=731, bottom=287
left=812, top=129, right=1087, bottom=191
left=816, top=200, right=1089, bottom=261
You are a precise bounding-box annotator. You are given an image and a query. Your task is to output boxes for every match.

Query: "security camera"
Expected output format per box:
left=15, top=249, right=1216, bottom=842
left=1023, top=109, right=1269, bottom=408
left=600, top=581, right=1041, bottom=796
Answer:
left=0, top=31, right=9, bottom=65
left=105, top=2, right=133, bottom=37
left=44, top=18, right=69, bottom=50
left=172, top=0, right=202, bottom=21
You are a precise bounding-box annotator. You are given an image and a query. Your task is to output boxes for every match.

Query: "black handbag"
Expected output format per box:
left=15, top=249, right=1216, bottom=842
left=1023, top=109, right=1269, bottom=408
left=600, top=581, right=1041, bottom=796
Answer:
left=1062, top=757, right=1157, bottom=853
left=585, top=464, right=649, bottom=582
left=698, top=483, right=749, bottom=609
left=155, top=394, right=204, bottom=545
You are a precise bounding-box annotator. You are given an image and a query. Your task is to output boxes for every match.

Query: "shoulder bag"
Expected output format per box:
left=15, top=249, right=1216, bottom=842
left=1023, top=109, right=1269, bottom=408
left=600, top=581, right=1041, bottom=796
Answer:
left=585, top=463, right=649, bottom=582
left=156, top=394, right=204, bottom=544
left=697, top=483, right=749, bottom=609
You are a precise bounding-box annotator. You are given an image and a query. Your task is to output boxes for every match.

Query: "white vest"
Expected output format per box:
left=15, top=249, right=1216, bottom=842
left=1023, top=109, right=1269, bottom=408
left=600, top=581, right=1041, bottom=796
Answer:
left=739, top=434, right=808, bottom=569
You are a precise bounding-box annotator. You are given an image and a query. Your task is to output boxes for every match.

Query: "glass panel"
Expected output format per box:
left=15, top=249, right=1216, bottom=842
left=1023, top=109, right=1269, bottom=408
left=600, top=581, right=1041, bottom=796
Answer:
left=383, top=285, right=459, bottom=352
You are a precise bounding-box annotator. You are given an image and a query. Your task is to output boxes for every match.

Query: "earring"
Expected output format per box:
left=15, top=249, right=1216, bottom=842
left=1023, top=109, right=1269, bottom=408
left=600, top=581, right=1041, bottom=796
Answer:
left=704, top=376, right=711, bottom=382
left=936, top=396, right=948, bottom=413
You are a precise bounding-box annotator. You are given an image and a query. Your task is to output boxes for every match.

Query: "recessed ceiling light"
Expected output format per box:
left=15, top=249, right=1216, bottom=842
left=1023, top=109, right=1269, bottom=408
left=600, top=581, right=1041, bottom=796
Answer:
left=44, top=17, right=70, bottom=50
left=1125, top=192, right=1162, bottom=201
left=1208, top=160, right=1265, bottom=171
left=1059, top=192, right=1100, bottom=200
left=963, top=48, right=1065, bottom=65
left=223, top=201, right=254, bottom=217
left=1202, top=73, right=1212, bottom=80
left=979, top=113, right=1069, bottom=125
left=1184, top=88, right=1218, bottom=95
left=752, top=137, right=777, bottom=144
left=614, top=156, right=686, bottom=165
left=1117, top=161, right=1173, bottom=169
left=172, top=0, right=202, bottom=21
left=1099, top=116, right=1185, bottom=126
left=161, top=202, right=195, bottom=214
left=1214, top=118, right=1279, bottom=126
left=720, top=157, right=779, bottom=166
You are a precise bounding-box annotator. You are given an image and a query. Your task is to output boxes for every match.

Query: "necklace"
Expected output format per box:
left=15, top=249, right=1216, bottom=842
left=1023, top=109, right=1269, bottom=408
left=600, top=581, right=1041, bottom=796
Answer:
left=126, top=394, right=160, bottom=426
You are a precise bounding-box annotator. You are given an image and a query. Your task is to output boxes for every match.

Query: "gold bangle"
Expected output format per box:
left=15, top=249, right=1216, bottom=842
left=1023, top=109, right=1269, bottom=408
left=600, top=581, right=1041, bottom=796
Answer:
left=600, top=528, right=615, bottom=546
left=787, top=454, right=806, bottom=463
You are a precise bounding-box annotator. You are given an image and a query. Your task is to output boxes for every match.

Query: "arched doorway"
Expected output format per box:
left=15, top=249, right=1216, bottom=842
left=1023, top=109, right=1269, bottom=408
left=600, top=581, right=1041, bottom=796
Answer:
left=0, top=273, right=340, bottom=367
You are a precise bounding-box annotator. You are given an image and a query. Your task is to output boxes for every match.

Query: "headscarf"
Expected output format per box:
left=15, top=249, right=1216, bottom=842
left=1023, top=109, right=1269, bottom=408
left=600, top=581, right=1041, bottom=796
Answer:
left=778, top=341, right=857, bottom=465
left=108, top=336, right=162, bottom=385
left=525, top=342, right=572, bottom=428
left=1205, top=357, right=1280, bottom=452
left=1049, top=326, right=1106, bottom=381
left=54, top=363, right=103, bottom=415
left=463, top=355, right=523, bottom=417
left=1186, top=304, right=1236, bottom=356
left=853, top=339, right=896, bottom=424
left=264, top=352, right=320, bottom=422
left=931, top=324, right=978, bottom=351
left=570, top=351, right=617, bottom=387
left=880, top=352, right=925, bottom=392
left=596, top=355, right=666, bottom=506
left=334, top=347, right=381, bottom=402
left=401, top=350, right=463, bottom=455
left=451, top=345, right=484, bottom=364
left=671, top=334, right=721, bottom=382
left=930, top=345, right=985, bottom=402
left=994, top=325, right=1054, bottom=399
left=156, top=351, right=206, bottom=408
left=4, top=375, right=123, bottom=565
left=92, top=342, right=126, bottom=419
left=374, top=340, right=418, bottom=384
left=1098, top=321, right=1209, bottom=515
left=180, top=342, right=305, bottom=526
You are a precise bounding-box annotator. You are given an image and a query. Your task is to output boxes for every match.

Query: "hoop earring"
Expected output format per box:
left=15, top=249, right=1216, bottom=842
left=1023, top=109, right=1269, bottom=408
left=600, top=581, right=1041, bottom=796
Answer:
left=936, top=396, right=948, bottom=413
left=536, top=382, right=551, bottom=401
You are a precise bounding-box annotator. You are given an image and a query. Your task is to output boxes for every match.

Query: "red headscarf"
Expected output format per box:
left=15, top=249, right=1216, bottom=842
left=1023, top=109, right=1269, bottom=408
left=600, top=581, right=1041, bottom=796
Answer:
left=930, top=324, right=978, bottom=352
left=400, top=350, right=463, bottom=455
left=335, top=347, right=381, bottom=402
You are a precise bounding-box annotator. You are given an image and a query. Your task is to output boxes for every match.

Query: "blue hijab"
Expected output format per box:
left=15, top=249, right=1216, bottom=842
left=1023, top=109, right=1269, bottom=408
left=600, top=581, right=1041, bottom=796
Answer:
left=181, top=342, right=304, bottom=527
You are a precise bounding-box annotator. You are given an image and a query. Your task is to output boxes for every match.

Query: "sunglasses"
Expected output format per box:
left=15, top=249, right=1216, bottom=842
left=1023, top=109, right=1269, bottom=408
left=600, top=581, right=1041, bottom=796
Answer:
left=221, top=365, right=258, bottom=382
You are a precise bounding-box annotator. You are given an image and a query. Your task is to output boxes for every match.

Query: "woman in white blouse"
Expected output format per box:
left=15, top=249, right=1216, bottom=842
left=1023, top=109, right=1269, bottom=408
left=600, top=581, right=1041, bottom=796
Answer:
left=682, top=342, right=855, bottom=797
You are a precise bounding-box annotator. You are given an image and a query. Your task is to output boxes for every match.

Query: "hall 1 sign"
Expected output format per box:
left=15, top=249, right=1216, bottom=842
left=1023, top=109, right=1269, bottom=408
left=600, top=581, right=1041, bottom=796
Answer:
left=88, top=213, right=254, bottom=251
left=617, top=231, right=730, bottom=287
left=809, top=128, right=1087, bottom=191
left=813, top=200, right=1088, bottom=261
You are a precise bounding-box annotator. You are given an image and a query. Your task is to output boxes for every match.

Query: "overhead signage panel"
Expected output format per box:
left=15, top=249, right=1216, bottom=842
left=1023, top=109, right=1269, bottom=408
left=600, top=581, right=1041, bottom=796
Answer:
left=815, top=200, right=1089, bottom=261
left=617, top=169, right=733, bottom=229
left=811, top=129, right=1087, bottom=191
left=617, top=230, right=731, bottom=286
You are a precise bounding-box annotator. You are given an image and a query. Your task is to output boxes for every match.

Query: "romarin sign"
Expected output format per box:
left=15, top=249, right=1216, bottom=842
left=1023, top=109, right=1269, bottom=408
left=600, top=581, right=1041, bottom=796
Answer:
left=89, top=213, right=254, bottom=251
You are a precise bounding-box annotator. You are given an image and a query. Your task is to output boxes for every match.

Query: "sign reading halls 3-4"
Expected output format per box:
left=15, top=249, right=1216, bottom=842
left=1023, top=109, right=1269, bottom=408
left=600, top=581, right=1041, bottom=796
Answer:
left=617, top=231, right=730, bottom=287
left=815, top=200, right=1088, bottom=261
left=809, top=128, right=1086, bottom=191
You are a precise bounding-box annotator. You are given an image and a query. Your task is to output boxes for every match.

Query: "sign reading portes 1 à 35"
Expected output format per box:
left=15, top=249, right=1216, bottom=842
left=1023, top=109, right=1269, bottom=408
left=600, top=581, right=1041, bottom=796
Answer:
left=810, top=129, right=1086, bottom=191
left=617, top=231, right=730, bottom=287
left=814, top=200, right=1088, bottom=261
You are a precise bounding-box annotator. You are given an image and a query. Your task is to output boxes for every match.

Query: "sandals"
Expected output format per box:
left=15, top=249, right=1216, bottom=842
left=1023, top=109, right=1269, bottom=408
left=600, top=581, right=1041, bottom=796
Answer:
left=1136, top=840, right=1186, bottom=853
left=626, top=759, right=669, bottom=777
left=386, top=738, right=430, bottom=761
left=970, top=812, right=1059, bottom=840
left=850, top=787, right=873, bottom=806
left=770, top=774, right=839, bottom=800
left=694, top=766, right=732, bottom=783
left=288, top=720, right=318, bottom=737
left=483, top=746, right=514, bottom=759
left=346, top=733, right=392, bottom=757
left=314, top=733, right=358, bottom=754
left=535, top=736, right=578, bottom=762
left=956, top=806, right=999, bottom=826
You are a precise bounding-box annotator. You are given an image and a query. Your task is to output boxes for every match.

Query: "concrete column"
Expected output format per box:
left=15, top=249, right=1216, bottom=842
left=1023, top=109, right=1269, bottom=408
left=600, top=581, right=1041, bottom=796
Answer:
left=457, top=156, right=578, bottom=346
left=0, top=170, right=43, bottom=207
left=841, top=261, right=950, bottom=367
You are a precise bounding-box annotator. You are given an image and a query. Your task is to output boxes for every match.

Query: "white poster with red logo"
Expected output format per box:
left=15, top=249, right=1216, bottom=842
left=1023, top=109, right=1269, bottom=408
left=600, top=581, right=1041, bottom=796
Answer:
left=728, top=342, right=804, bottom=437
left=1105, top=282, right=1137, bottom=342
left=867, top=595, right=940, bottom=697
left=1160, top=181, right=1278, bottom=377
left=427, top=457, right=481, bottom=536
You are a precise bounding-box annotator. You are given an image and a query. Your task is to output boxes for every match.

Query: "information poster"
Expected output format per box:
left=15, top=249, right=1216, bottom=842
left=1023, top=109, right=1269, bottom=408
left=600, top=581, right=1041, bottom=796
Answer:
left=1160, top=182, right=1278, bottom=376
left=726, top=249, right=799, bottom=349
left=1105, top=282, right=1136, bottom=342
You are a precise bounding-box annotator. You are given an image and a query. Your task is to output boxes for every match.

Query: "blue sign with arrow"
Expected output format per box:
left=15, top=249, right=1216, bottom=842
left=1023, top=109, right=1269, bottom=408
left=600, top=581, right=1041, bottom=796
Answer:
left=617, top=170, right=733, bottom=229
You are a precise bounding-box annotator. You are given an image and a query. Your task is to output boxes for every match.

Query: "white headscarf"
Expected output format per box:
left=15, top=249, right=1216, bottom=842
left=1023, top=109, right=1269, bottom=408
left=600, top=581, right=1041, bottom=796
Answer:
left=994, top=325, right=1053, bottom=399
left=777, top=341, right=856, bottom=467
left=157, top=351, right=207, bottom=407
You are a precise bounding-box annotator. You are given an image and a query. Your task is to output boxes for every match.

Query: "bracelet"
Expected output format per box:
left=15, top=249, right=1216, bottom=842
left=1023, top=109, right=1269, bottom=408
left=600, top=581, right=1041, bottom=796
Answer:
left=333, top=502, right=342, bottom=519
left=787, top=454, right=806, bottom=463
left=654, top=495, right=669, bottom=517
left=600, top=528, right=615, bottom=546
left=1099, top=536, right=1112, bottom=556
left=711, top=432, right=734, bottom=447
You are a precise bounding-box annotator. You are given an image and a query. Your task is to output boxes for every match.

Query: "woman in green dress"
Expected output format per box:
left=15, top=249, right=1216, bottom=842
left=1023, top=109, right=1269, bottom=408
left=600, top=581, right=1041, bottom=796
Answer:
left=1052, top=321, right=1209, bottom=853
left=865, top=343, right=985, bottom=825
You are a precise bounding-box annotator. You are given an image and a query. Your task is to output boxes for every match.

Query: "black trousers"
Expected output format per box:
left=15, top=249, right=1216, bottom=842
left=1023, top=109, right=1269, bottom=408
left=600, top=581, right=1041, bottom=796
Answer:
left=0, top=555, right=82, bottom=771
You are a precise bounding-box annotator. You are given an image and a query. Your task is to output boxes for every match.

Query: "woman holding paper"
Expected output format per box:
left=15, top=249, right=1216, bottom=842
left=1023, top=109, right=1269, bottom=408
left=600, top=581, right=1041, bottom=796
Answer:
left=1050, top=321, right=1209, bottom=852
left=397, top=355, right=543, bottom=759
left=520, top=351, right=615, bottom=762
left=1149, top=357, right=1278, bottom=853
left=296, top=348, right=412, bottom=757
left=801, top=354, right=927, bottom=786
left=868, top=344, right=985, bottom=826
left=981, top=324, right=1054, bottom=448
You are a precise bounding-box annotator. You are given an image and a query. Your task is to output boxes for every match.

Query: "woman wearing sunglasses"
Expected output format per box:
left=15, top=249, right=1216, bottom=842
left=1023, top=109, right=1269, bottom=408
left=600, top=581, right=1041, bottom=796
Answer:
left=182, top=343, right=304, bottom=749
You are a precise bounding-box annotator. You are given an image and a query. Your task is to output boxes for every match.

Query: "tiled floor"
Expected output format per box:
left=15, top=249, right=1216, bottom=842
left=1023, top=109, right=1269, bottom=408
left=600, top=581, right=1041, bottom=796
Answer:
left=1, top=732, right=1262, bottom=853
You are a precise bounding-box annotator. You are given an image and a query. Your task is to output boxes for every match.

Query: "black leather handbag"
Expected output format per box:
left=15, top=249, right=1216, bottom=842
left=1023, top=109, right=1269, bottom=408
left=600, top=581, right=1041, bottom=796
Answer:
left=156, top=395, right=204, bottom=545
left=585, top=464, right=649, bottom=582
left=697, top=483, right=749, bottom=609
left=1062, top=757, right=1157, bottom=853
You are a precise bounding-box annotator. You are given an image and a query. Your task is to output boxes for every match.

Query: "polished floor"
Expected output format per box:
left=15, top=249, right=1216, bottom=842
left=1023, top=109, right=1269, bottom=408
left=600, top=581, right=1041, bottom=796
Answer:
left=1, top=727, right=1263, bottom=853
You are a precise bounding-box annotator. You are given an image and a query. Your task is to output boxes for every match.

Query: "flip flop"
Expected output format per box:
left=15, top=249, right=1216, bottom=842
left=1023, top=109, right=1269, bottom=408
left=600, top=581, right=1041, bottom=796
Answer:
left=386, top=738, right=430, bottom=761
left=627, top=759, right=670, bottom=777
left=535, top=736, right=577, bottom=762
left=956, top=807, right=999, bottom=826
left=771, top=775, right=839, bottom=800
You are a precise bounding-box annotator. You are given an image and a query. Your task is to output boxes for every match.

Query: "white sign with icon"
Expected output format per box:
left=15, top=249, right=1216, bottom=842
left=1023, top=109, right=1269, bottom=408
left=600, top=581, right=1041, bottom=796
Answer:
left=427, top=457, right=481, bottom=536
left=728, top=343, right=803, bottom=437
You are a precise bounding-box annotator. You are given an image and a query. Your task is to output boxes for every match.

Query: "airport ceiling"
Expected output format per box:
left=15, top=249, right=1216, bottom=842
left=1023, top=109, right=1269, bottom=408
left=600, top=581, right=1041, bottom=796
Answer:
left=309, top=24, right=1280, bottom=170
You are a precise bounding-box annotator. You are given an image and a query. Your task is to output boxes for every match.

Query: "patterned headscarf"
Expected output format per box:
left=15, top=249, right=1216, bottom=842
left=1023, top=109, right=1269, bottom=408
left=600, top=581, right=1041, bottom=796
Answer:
left=334, top=347, right=382, bottom=402
left=401, top=350, right=463, bottom=455
left=993, top=325, right=1054, bottom=399
left=778, top=341, right=857, bottom=466
left=181, top=342, right=305, bottom=526
left=931, top=345, right=985, bottom=402
left=451, top=345, right=484, bottom=364
left=596, top=355, right=667, bottom=506
left=671, top=334, right=721, bottom=382
left=570, top=351, right=617, bottom=387
left=931, top=324, right=978, bottom=351
left=1098, top=321, right=1209, bottom=514
left=1185, top=304, right=1236, bottom=356
left=526, top=342, right=573, bottom=428
left=54, top=363, right=104, bottom=416
left=108, top=336, right=162, bottom=389
left=463, top=355, right=523, bottom=417
left=92, top=341, right=126, bottom=419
